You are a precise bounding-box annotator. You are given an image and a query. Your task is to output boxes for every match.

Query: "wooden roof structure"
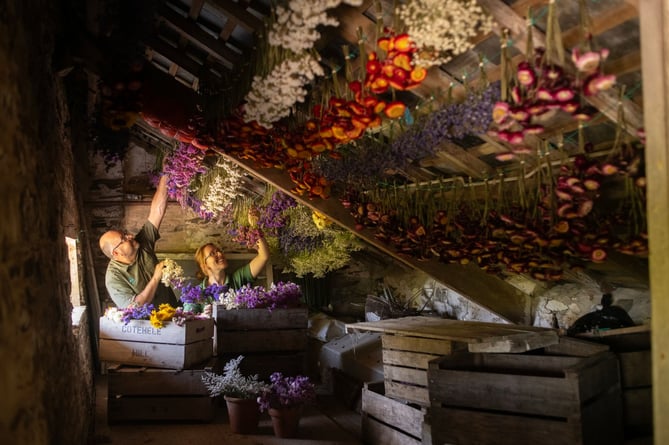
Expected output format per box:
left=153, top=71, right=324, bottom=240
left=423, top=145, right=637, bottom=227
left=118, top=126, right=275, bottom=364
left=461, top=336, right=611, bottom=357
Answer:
left=75, top=0, right=652, bottom=326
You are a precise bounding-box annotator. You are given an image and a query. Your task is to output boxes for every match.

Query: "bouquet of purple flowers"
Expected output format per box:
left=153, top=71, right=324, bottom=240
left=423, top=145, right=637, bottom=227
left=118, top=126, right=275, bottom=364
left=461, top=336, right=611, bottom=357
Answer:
left=257, top=372, right=316, bottom=412
left=233, top=281, right=302, bottom=310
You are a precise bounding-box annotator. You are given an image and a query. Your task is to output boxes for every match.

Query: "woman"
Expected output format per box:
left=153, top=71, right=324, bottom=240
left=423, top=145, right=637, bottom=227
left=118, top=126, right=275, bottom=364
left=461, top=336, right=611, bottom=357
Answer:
left=194, top=209, right=270, bottom=290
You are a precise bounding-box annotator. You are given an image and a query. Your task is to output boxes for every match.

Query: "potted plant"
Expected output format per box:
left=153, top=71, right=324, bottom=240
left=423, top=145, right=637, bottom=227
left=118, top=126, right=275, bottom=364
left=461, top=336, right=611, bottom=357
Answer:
left=257, top=372, right=317, bottom=438
left=201, top=355, right=268, bottom=434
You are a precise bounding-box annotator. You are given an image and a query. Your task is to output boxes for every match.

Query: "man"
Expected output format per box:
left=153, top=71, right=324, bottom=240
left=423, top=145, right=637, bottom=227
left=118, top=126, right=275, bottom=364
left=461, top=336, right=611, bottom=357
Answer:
left=98, top=174, right=177, bottom=308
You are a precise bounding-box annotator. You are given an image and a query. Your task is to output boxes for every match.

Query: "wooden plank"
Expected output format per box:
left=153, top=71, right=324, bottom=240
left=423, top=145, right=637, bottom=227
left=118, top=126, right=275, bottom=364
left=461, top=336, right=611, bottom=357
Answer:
left=384, top=364, right=428, bottom=387
left=362, top=415, right=422, bottom=445
left=207, top=0, right=262, bottom=31
left=430, top=406, right=581, bottom=445
left=467, top=329, right=558, bottom=353
left=543, top=336, right=610, bottom=357
left=561, top=2, right=639, bottom=48
left=623, top=387, right=653, bottom=430
left=347, top=317, right=550, bottom=342
left=99, top=317, right=214, bottom=344
left=381, top=334, right=459, bottom=355
left=108, top=367, right=211, bottom=395
left=108, top=395, right=214, bottom=423
left=217, top=329, right=307, bottom=353
left=99, top=338, right=213, bottom=370
left=157, top=3, right=239, bottom=67
left=384, top=380, right=429, bottom=406
left=619, top=350, right=652, bottom=388
left=383, top=349, right=438, bottom=369
left=213, top=305, right=308, bottom=330
left=362, top=382, right=424, bottom=439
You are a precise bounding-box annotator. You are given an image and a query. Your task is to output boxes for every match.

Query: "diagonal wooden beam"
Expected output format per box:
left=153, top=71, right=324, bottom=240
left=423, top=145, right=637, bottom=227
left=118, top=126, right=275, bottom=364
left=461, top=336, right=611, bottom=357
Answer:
left=211, top=147, right=532, bottom=324
left=422, top=141, right=496, bottom=179
left=478, top=0, right=644, bottom=134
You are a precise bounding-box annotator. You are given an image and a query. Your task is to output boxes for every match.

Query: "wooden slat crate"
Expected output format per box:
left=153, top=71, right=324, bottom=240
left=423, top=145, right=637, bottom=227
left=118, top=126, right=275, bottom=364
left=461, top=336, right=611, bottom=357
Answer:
left=107, top=363, right=215, bottom=423
left=427, top=350, right=623, bottom=445
left=213, top=304, right=308, bottom=378
left=362, top=381, right=430, bottom=445
left=348, top=317, right=559, bottom=407
left=99, top=317, right=214, bottom=369
left=578, top=325, right=652, bottom=439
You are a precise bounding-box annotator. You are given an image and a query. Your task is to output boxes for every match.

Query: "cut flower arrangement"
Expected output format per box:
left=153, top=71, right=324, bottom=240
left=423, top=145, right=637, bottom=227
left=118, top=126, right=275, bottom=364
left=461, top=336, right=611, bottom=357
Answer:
left=218, top=281, right=303, bottom=311
left=257, top=372, right=316, bottom=412
left=103, top=303, right=206, bottom=329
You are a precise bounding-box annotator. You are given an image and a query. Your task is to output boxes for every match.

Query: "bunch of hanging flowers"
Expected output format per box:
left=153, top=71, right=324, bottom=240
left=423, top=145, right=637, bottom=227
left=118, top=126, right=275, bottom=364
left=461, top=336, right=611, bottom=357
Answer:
left=269, top=0, right=363, bottom=53
left=397, top=0, right=494, bottom=68
left=200, top=158, right=245, bottom=219
left=243, top=52, right=324, bottom=128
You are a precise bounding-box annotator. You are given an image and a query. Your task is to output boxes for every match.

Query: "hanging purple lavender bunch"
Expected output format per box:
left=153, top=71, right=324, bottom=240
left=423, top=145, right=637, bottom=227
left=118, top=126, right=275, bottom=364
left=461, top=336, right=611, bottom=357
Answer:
left=258, top=190, right=297, bottom=236
left=162, top=142, right=210, bottom=217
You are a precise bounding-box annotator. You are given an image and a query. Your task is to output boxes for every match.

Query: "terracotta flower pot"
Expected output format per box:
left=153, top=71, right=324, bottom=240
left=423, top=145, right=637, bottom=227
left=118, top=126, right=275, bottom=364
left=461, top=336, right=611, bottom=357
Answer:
left=224, top=396, right=260, bottom=434
left=268, top=404, right=303, bottom=438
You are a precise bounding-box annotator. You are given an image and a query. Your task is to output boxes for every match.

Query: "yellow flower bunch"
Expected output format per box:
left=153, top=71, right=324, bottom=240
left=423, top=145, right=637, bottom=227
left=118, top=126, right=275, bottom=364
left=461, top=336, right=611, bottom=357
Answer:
left=312, top=210, right=331, bottom=230
left=150, top=304, right=177, bottom=329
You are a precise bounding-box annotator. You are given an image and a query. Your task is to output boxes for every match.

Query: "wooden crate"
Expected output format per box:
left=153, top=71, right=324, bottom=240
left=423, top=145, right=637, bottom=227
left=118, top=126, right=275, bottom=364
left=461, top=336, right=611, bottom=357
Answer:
left=578, top=325, right=652, bottom=439
left=107, top=363, right=215, bottom=423
left=427, top=350, right=623, bottom=445
left=213, top=304, right=308, bottom=378
left=99, top=317, right=214, bottom=369
left=362, top=381, right=430, bottom=445
left=347, top=317, right=558, bottom=407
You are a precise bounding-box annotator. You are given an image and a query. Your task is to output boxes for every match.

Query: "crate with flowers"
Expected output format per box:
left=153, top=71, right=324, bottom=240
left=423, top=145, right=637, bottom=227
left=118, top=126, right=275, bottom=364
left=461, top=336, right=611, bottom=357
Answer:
left=212, top=281, right=309, bottom=379
left=99, top=301, right=214, bottom=370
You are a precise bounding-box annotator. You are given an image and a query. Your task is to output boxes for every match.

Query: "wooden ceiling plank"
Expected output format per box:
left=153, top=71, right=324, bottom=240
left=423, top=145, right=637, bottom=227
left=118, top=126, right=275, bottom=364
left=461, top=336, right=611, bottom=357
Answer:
left=438, top=141, right=495, bottom=179
left=207, top=0, right=262, bottom=31
left=562, top=2, right=638, bottom=49
left=144, top=35, right=204, bottom=77
left=158, top=3, right=240, bottom=67
left=189, top=0, right=206, bottom=20
left=478, top=0, right=643, bottom=136
left=606, top=50, right=642, bottom=76
left=219, top=20, right=236, bottom=41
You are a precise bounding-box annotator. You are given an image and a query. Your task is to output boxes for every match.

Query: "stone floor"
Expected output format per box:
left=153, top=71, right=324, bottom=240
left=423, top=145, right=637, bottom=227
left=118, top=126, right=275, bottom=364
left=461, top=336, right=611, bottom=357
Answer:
left=92, top=374, right=363, bottom=445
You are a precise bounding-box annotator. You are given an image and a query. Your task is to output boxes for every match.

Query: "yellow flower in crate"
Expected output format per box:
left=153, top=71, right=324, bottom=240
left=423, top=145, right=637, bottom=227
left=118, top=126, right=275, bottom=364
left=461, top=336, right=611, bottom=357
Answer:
left=150, top=304, right=177, bottom=328
left=312, top=210, right=331, bottom=229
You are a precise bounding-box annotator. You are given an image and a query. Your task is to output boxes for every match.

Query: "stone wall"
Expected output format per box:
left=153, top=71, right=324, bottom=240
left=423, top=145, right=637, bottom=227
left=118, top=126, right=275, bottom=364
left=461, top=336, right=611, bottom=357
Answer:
left=0, top=1, right=94, bottom=443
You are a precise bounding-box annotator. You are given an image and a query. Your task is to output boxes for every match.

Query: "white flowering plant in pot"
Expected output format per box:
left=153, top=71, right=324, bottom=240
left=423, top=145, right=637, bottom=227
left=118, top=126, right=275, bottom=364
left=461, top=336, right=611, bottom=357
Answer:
left=201, top=355, right=269, bottom=400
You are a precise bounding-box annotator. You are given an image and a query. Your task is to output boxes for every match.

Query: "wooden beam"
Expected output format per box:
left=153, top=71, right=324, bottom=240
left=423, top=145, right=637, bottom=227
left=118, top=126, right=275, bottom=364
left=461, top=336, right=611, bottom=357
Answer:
left=432, top=141, right=495, bottom=179
left=188, top=0, right=205, bottom=20
left=478, top=0, right=644, bottom=135
left=212, top=148, right=531, bottom=325
left=561, top=2, right=638, bottom=49
left=207, top=0, right=263, bottom=31
left=157, top=3, right=240, bottom=67
left=639, top=0, right=669, bottom=442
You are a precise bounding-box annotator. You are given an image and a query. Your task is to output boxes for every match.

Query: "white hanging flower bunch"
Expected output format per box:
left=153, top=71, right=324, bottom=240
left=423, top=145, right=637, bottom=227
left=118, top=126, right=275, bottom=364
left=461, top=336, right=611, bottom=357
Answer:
left=202, top=158, right=245, bottom=216
left=161, top=258, right=185, bottom=287
left=269, top=0, right=364, bottom=53
left=243, top=52, right=324, bottom=128
left=397, top=0, right=494, bottom=68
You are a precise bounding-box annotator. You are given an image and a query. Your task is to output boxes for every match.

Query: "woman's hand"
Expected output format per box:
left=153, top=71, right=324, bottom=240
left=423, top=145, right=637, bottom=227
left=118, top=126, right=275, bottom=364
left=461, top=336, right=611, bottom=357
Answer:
left=248, top=207, right=260, bottom=227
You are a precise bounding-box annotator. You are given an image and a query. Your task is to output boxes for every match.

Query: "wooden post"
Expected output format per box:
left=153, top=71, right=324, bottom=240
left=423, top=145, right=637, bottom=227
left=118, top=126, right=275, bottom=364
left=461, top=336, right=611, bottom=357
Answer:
left=639, top=0, right=669, bottom=442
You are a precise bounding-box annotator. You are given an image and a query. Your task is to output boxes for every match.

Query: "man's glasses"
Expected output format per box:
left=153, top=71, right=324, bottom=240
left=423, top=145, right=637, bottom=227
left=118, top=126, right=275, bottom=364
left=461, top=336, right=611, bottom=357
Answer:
left=113, top=231, right=131, bottom=253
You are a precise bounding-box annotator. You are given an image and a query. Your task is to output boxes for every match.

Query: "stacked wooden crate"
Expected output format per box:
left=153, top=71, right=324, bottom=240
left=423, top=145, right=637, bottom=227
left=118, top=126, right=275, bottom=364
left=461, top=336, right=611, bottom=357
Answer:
left=213, top=304, right=309, bottom=379
left=347, top=317, right=560, bottom=444
left=99, top=317, right=214, bottom=369
left=106, top=363, right=215, bottom=423
left=99, top=317, right=215, bottom=422
left=427, top=347, right=623, bottom=445
left=578, top=325, right=653, bottom=441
